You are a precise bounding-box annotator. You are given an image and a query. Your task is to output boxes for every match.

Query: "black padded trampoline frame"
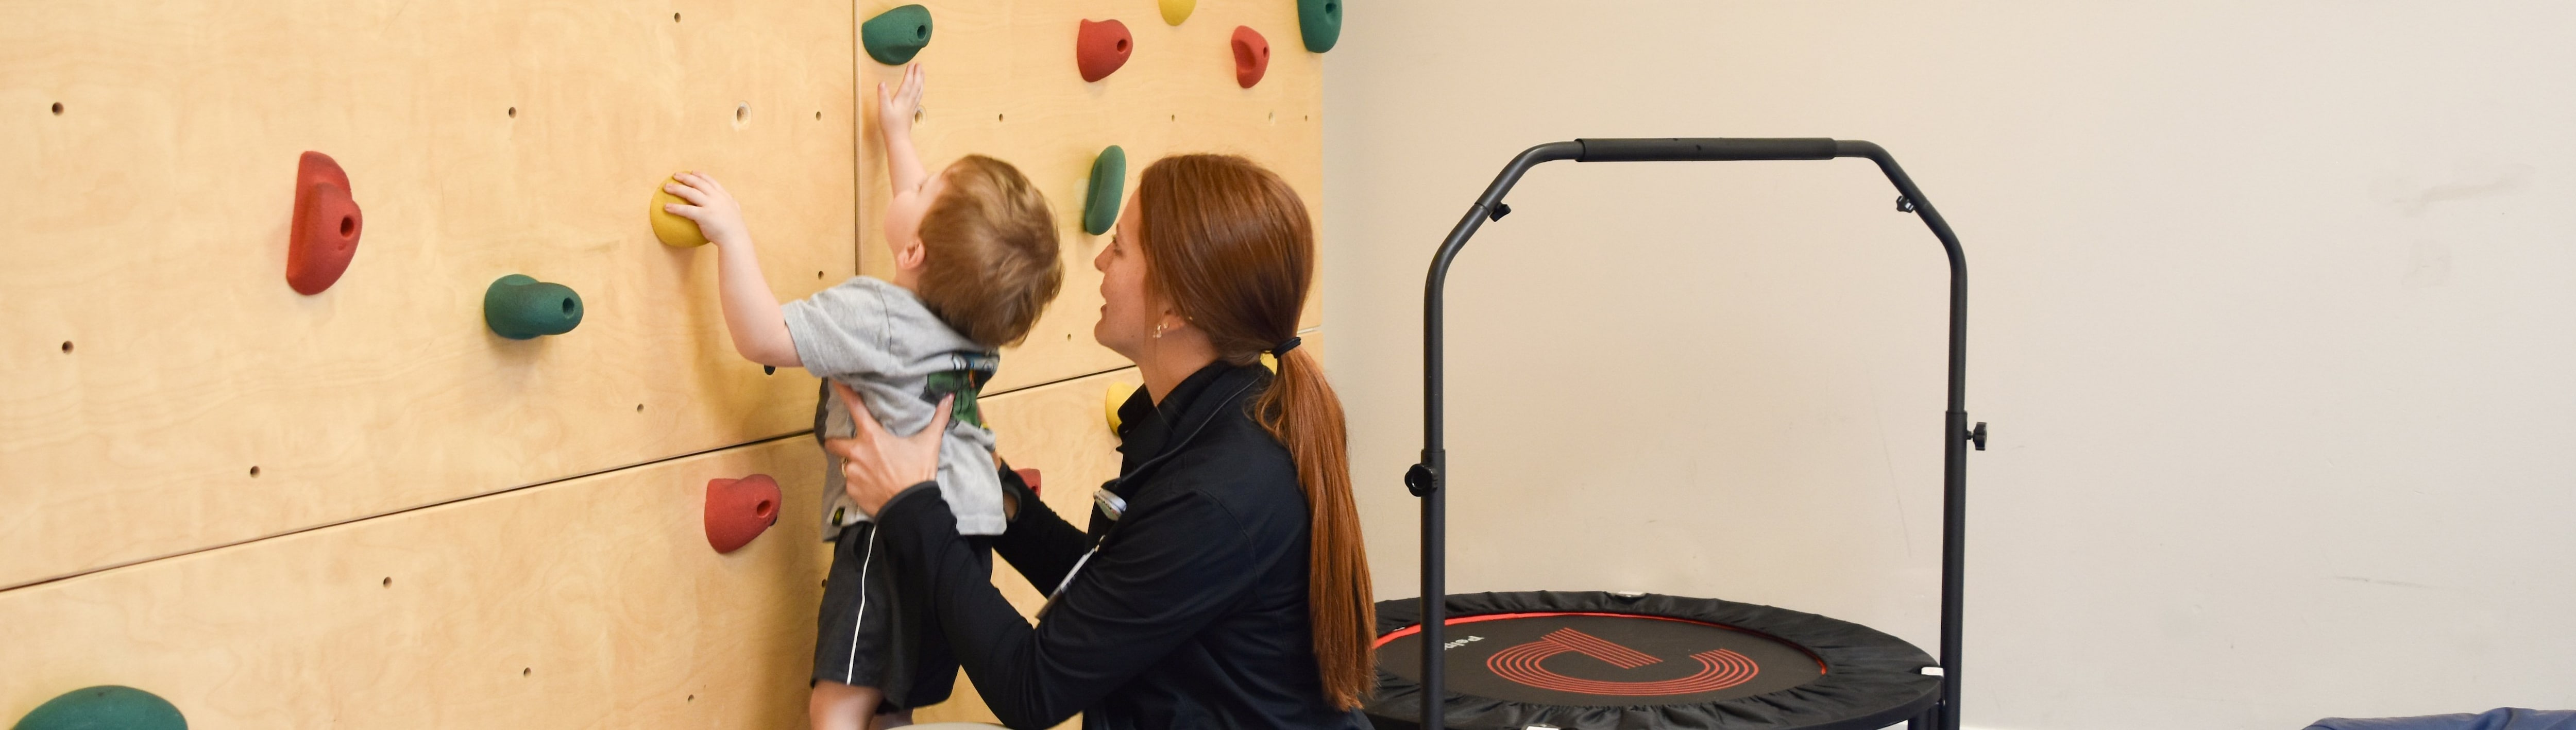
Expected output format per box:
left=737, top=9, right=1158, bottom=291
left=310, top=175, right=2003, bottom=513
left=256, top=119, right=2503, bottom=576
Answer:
left=1399, top=138, right=1981, bottom=730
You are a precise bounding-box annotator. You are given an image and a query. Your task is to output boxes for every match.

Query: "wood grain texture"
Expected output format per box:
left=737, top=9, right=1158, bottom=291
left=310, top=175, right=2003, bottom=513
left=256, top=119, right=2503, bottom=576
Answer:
left=853, top=0, right=1326, bottom=393
left=0, top=436, right=829, bottom=728
left=0, top=1, right=856, bottom=587
left=910, top=367, right=1144, bottom=728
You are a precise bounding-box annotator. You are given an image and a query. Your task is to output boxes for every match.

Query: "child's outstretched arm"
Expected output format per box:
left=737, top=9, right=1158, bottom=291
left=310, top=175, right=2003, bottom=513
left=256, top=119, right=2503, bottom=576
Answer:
left=663, top=172, right=802, bottom=368
left=878, top=63, right=929, bottom=196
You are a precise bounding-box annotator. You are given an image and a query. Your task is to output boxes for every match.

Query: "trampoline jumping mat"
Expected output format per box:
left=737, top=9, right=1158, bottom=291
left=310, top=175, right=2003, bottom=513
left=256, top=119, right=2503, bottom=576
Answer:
left=1368, top=591, right=1941, bottom=730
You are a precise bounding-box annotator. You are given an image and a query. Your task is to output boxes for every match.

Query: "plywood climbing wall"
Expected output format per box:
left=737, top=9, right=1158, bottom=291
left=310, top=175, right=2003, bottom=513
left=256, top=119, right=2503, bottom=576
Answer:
left=1, top=0, right=857, bottom=590
left=856, top=0, right=1326, bottom=392
left=3, top=0, right=1326, bottom=725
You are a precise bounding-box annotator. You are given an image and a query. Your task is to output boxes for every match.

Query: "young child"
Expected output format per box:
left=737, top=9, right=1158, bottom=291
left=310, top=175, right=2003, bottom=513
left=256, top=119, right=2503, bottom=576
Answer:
left=659, top=62, right=1061, bottom=729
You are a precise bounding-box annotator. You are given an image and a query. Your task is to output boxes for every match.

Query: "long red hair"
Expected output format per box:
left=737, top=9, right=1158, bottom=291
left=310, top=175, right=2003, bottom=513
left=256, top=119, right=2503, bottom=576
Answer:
left=1133, top=154, right=1374, bottom=709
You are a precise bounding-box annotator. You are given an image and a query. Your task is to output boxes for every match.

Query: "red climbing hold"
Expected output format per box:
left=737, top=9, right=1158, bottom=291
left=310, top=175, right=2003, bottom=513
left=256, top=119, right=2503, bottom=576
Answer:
left=1015, top=468, right=1043, bottom=496
left=1077, top=19, right=1133, bottom=82
left=704, top=474, right=782, bottom=554
left=1231, top=26, right=1271, bottom=88
left=285, top=151, right=363, bottom=295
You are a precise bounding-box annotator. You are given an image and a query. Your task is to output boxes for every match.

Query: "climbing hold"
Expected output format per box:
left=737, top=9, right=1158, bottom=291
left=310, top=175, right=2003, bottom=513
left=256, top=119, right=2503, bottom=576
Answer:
left=483, top=275, right=584, bottom=340
left=12, top=686, right=186, bottom=730
left=862, top=5, right=935, bottom=65
left=1297, top=0, right=1342, bottom=53
left=1014, top=468, right=1042, bottom=496
left=1231, top=26, right=1272, bottom=88
left=285, top=151, right=363, bottom=295
left=1104, top=380, right=1139, bottom=432
left=1082, top=145, right=1127, bottom=236
left=1076, top=19, right=1133, bottom=82
left=704, top=474, right=782, bottom=554
left=1159, top=0, right=1194, bottom=25
left=649, top=178, right=708, bottom=247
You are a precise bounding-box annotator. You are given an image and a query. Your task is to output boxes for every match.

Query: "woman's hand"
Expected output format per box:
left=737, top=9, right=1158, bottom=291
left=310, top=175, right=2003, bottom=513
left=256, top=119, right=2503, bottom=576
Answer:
left=822, top=380, right=951, bottom=518
left=662, top=172, right=752, bottom=248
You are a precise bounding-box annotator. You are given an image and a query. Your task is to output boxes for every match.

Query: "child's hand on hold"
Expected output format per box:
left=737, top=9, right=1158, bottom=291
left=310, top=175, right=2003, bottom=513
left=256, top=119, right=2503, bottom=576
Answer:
left=877, top=63, right=926, bottom=140
left=662, top=172, right=752, bottom=248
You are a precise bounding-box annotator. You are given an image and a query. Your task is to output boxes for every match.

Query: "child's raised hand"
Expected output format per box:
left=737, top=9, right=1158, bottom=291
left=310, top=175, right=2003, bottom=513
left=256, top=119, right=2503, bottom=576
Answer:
left=876, top=63, right=926, bottom=137
left=662, top=172, right=751, bottom=248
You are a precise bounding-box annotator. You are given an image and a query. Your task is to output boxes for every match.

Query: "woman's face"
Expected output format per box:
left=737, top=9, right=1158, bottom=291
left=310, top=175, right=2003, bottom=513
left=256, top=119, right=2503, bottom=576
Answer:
left=1093, top=202, right=1161, bottom=360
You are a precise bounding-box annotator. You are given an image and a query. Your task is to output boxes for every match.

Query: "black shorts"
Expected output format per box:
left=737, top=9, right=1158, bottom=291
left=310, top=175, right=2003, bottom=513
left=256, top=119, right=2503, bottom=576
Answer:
left=811, top=522, right=986, bottom=710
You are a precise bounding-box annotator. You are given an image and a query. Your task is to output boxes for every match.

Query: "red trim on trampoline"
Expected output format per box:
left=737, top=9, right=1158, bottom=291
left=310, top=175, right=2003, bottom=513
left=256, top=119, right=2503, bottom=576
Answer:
left=1375, top=610, right=1829, bottom=673
left=1486, top=628, right=1760, bottom=695
left=1375, top=611, right=1743, bottom=647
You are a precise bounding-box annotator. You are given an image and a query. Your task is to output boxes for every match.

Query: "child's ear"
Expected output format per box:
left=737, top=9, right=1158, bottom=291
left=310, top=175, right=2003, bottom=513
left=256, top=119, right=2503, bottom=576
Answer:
left=892, top=237, right=928, bottom=271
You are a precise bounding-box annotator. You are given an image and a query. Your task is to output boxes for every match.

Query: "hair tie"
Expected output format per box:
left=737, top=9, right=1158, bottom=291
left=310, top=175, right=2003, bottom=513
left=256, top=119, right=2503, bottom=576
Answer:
left=1271, top=336, right=1301, bottom=356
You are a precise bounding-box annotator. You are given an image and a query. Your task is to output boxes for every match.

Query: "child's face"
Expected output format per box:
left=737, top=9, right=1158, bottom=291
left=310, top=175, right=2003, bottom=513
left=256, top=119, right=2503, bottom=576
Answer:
left=882, top=163, right=953, bottom=270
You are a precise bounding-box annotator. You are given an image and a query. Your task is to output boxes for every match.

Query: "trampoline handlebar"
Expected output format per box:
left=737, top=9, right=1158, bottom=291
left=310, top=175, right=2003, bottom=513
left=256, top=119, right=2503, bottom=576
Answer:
left=1574, top=137, right=1841, bottom=162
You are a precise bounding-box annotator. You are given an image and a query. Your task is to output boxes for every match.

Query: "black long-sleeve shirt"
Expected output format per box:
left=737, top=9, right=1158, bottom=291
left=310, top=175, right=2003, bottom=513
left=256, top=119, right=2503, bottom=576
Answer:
left=875, top=362, right=1371, bottom=730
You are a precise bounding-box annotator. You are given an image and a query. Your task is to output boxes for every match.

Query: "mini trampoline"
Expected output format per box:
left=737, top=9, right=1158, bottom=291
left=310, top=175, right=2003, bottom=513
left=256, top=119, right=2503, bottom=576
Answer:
left=1382, top=139, right=1982, bottom=730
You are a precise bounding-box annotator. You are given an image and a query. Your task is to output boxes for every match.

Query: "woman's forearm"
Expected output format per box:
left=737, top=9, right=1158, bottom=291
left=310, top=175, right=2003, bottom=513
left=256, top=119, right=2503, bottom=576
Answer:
left=880, top=488, right=1092, bottom=729
left=991, top=468, right=1089, bottom=590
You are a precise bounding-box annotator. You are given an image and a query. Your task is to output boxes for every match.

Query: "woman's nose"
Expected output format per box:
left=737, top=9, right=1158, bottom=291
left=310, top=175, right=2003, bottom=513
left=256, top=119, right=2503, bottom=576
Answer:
left=1094, top=245, right=1112, bottom=272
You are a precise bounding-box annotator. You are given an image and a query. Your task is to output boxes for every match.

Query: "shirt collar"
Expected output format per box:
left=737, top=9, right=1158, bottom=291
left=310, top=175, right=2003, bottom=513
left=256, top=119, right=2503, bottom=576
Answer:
left=1112, top=361, right=1268, bottom=485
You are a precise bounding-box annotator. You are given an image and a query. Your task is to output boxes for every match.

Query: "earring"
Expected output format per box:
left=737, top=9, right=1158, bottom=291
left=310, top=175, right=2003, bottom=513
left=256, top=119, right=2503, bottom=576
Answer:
left=1153, top=321, right=1168, bottom=339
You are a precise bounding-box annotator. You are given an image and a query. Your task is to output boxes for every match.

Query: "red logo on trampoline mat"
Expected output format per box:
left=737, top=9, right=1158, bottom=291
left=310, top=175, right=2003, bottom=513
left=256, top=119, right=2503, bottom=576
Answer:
left=1485, top=628, right=1760, bottom=696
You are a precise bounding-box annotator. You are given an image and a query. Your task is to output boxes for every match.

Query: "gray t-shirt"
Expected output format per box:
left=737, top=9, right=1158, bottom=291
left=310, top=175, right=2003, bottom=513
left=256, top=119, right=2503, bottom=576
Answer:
left=783, top=276, right=1007, bottom=539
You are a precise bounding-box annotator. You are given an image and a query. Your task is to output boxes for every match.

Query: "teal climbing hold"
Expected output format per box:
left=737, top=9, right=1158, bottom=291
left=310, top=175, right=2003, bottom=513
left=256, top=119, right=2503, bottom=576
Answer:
left=1297, top=0, right=1342, bottom=53
left=862, top=5, right=935, bottom=65
left=12, top=686, right=186, bottom=730
left=1082, top=145, right=1127, bottom=236
left=484, top=274, right=584, bottom=340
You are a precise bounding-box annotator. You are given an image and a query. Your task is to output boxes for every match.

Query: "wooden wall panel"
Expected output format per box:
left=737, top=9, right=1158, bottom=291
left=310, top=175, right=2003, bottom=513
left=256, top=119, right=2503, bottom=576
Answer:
left=853, top=1, right=1326, bottom=393
left=0, top=1, right=855, bottom=587
left=0, top=436, right=828, bottom=728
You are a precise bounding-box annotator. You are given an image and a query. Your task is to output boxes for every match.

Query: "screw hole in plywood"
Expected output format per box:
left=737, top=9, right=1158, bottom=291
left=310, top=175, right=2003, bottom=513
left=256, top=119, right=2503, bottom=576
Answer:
left=507, top=106, right=517, bottom=118
left=815, top=111, right=823, bottom=120
left=735, top=103, right=750, bottom=123
left=764, top=365, right=776, bottom=375
left=523, top=668, right=532, bottom=677
left=61, top=341, right=73, bottom=353
left=673, top=12, right=680, bottom=22
left=51, top=102, right=64, bottom=115
left=636, top=404, right=645, bottom=412
left=249, top=466, right=261, bottom=477
left=382, top=577, right=392, bottom=587
left=817, top=270, right=825, bottom=279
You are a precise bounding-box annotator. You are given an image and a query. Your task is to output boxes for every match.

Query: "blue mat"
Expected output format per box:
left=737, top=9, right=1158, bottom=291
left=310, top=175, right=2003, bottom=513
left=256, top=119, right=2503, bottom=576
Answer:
left=2309, top=708, right=2576, bottom=730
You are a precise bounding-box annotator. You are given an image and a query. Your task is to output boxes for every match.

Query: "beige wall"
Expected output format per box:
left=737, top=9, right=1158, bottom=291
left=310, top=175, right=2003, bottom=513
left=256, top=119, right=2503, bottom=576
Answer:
left=1323, top=2, right=2576, bottom=728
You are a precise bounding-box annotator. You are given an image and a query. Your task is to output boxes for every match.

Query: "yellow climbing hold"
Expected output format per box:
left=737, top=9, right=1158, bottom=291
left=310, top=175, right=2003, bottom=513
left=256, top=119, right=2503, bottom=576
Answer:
left=1159, top=0, right=1194, bottom=25
left=1105, top=381, right=1139, bottom=432
left=649, top=180, right=709, bottom=247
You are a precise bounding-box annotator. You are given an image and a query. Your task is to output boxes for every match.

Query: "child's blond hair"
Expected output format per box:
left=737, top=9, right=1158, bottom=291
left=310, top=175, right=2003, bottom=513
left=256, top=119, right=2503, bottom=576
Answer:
left=916, top=155, right=1063, bottom=347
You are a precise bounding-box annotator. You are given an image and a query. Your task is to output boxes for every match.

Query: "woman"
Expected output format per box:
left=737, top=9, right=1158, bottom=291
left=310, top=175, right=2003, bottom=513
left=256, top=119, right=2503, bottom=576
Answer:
left=825, top=154, right=1375, bottom=729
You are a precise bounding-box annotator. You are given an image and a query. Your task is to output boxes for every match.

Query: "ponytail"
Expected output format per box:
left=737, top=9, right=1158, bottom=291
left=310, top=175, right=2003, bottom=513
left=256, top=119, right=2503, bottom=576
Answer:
left=1256, top=346, right=1376, bottom=709
left=1134, top=154, right=1376, bottom=709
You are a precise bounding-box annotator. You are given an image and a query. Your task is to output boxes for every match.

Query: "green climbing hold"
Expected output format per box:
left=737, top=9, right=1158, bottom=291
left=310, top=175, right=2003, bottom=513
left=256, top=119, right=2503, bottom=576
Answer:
left=12, top=686, right=186, bottom=730
left=862, top=5, right=935, bottom=65
left=1082, top=145, right=1127, bottom=236
left=1298, top=0, right=1342, bottom=53
left=484, top=274, right=584, bottom=340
